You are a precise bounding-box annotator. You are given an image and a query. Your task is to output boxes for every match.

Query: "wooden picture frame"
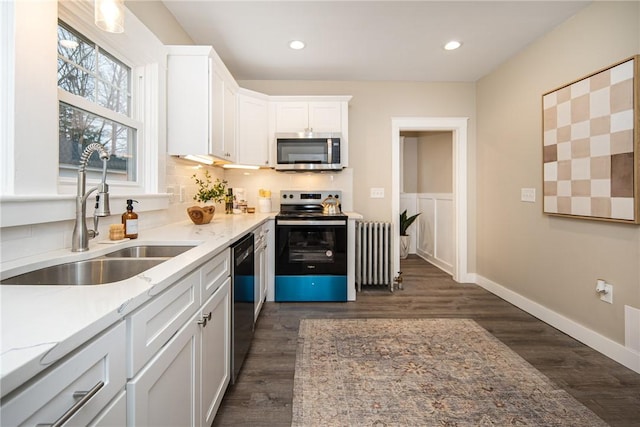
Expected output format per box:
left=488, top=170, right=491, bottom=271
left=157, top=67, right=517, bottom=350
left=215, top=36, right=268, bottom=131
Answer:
left=542, top=55, right=640, bottom=224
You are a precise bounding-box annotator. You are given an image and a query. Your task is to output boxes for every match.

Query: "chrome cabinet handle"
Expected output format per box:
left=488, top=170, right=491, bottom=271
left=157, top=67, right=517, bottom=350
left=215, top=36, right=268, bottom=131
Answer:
left=37, top=381, right=104, bottom=427
left=197, top=311, right=212, bottom=327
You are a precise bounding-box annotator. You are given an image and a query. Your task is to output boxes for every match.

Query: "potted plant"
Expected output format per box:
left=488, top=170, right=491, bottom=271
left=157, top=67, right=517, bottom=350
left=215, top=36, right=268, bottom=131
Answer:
left=400, top=209, right=421, bottom=259
left=187, top=170, right=228, bottom=225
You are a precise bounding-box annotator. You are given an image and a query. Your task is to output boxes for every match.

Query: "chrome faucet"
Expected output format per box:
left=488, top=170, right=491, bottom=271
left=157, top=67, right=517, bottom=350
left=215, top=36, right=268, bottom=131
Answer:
left=71, top=143, right=111, bottom=252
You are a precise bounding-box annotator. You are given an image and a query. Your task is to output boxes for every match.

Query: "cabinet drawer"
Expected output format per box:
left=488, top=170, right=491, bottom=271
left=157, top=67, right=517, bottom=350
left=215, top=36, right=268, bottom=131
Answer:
left=127, top=269, right=200, bottom=377
left=201, top=249, right=230, bottom=301
left=1, top=322, right=126, bottom=427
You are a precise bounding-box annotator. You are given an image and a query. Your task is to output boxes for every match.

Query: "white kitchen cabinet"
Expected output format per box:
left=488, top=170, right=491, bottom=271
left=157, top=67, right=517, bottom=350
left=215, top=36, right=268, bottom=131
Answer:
left=273, top=98, right=348, bottom=134
left=127, top=268, right=200, bottom=378
left=167, top=45, right=238, bottom=162
left=90, top=390, right=127, bottom=426
left=271, top=96, right=351, bottom=167
left=237, top=89, right=269, bottom=167
left=0, top=322, right=126, bottom=427
left=254, top=224, right=267, bottom=320
left=265, top=219, right=276, bottom=302
left=126, top=309, right=201, bottom=427
left=201, top=249, right=231, bottom=301
left=200, top=277, right=231, bottom=427
left=126, top=249, right=232, bottom=426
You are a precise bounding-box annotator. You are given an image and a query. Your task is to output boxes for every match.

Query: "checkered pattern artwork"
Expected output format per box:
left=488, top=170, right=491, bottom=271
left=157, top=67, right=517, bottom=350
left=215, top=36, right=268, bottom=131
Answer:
left=543, top=56, right=639, bottom=223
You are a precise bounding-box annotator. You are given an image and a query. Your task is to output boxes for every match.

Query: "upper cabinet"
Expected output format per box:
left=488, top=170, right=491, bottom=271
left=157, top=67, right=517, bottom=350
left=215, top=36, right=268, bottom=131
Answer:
left=167, top=45, right=238, bottom=162
left=237, top=89, right=269, bottom=167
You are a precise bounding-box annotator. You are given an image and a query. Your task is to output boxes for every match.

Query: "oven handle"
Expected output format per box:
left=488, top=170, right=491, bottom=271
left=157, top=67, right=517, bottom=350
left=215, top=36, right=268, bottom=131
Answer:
left=277, top=220, right=346, bottom=226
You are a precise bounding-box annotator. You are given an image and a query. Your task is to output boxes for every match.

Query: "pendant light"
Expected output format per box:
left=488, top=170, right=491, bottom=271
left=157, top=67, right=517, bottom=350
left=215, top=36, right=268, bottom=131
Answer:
left=95, top=0, right=125, bottom=33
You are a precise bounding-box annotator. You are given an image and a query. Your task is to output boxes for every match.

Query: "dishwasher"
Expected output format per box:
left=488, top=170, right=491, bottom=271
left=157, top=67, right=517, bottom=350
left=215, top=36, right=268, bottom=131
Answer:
left=231, top=233, right=255, bottom=384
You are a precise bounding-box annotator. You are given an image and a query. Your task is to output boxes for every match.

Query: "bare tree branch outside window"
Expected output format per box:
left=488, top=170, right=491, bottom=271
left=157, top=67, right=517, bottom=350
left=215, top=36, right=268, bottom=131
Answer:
left=57, top=21, right=136, bottom=182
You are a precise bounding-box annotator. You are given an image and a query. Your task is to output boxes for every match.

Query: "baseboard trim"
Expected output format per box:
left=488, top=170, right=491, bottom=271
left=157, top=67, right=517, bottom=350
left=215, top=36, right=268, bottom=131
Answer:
left=474, top=274, right=640, bottom=374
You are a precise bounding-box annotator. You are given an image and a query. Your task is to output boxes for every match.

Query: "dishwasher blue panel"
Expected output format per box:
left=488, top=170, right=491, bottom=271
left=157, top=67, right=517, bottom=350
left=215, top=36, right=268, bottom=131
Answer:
left=275, top=275, right=347, bottom=302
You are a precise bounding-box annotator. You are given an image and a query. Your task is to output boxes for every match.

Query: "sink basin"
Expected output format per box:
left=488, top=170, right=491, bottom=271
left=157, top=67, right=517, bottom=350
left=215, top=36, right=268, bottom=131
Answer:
left=104, top=245, right=195, bottom=258
left=1, top=259, right=166, bottom=286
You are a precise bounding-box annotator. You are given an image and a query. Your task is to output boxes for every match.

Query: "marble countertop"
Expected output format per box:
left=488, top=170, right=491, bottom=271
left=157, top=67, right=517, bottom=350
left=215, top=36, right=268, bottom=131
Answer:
left=0, top=213, right=273, bottom=398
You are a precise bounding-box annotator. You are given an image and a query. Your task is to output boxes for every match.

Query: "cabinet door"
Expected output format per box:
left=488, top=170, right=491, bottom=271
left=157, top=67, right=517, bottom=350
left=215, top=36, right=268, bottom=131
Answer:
left=127, top=270, right=200, bottom=378
left=89, top=390, right=126, bottom=427
left=200, top=278, right=231, bottom=427
left=254, top=244, right=265, bottom=321
left=210, top=65, right=226, bottom=159
left=127, top=313, right=200, bottom=427
left=275, top=102, right=309, bottom=132
left=223, top=82, right=237, bottom=161
left=308, top=101, right=342, bottom=132
left=237, top=93, right=269, bottom=166
left=167, top=53, right=211, bottom=156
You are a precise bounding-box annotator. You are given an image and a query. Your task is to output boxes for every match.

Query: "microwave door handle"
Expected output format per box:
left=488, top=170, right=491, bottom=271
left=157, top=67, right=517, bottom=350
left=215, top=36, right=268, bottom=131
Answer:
left=327, top=139, right=332, bottom=163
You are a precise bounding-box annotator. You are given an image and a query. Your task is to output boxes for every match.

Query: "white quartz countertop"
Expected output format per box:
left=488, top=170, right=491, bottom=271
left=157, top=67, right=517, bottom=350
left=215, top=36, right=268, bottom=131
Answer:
left=0, top=213, right=273, bottom=398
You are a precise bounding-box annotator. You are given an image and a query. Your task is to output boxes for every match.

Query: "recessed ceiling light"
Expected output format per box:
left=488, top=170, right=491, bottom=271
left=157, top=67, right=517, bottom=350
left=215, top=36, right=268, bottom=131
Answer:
left=444, top=40, right=462, bottom=51
left=289, top=40, right=305, bottom=50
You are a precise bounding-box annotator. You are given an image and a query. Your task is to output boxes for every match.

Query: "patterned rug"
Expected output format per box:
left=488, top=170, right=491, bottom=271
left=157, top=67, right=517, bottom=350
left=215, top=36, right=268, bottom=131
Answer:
left=292, top=318, right=607, bottom=426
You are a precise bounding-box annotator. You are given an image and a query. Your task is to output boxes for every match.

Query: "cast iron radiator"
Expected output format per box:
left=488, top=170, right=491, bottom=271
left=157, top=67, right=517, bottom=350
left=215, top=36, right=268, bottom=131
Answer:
left=355, top=221, right=393, bottom=291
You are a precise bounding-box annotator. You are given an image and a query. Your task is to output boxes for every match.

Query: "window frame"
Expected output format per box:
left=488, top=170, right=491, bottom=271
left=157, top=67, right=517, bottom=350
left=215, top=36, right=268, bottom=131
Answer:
left=0, top=0, right=168, bottom=228
left=56, top=14, right=145, bottom=194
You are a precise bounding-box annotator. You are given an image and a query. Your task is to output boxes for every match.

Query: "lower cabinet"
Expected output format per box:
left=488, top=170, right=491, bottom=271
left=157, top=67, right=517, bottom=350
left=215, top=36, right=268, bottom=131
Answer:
left=127, top=311, right=201, bottom=426
left=0, top=322, right=126, bottom=427
left=200, top=277, right=231, bottom=427
left=91, top=390, right=127, bottom=426
left=1, top=248, right=233, bottom=427
left=126, top=257, right=231, bottom=427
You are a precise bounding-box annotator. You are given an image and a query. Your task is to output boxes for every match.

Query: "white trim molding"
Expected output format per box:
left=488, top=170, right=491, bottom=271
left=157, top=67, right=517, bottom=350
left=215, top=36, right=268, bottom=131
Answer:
left=475, top=274, right=640, bottom=374
left=392, top=117, right=470, bottom=283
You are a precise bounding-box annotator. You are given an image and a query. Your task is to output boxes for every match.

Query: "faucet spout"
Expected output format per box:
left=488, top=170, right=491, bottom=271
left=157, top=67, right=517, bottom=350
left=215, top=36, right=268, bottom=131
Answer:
left=72, top=143, right=111, bottom=252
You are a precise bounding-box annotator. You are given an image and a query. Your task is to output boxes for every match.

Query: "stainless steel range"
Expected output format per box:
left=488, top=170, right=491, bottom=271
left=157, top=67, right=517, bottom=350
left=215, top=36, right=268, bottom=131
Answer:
left=275, top=190, right=347, bottom=302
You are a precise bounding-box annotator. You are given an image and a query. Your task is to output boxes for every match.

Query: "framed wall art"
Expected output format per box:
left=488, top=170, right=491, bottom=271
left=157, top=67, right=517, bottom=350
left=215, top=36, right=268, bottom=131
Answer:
left=542, top=55, right=640, bottom=224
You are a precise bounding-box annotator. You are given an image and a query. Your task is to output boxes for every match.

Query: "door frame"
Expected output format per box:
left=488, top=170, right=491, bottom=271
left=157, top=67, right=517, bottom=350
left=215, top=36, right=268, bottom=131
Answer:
left=391, top=117, right=470, bottom=283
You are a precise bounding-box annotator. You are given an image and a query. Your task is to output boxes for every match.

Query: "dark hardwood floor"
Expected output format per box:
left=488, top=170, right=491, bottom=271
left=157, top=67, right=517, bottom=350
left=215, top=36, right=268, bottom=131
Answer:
left=213, top=256, right=640, bottom=426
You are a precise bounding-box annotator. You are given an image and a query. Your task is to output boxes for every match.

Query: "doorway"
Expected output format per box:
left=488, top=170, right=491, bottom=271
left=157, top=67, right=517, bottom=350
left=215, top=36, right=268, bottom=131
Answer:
left=391, top=117, right=470, bottom=283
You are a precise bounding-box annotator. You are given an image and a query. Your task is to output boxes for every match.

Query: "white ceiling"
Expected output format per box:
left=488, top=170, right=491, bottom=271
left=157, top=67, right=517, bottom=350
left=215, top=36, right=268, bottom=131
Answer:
left=162, top=1, right=590, bottom=82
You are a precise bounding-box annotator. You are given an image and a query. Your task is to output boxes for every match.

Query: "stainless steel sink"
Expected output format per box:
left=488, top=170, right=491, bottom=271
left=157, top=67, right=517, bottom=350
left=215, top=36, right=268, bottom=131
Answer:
left=1, top=258, right=167, bottom=286
left=104, top=245, right=195, bottom=258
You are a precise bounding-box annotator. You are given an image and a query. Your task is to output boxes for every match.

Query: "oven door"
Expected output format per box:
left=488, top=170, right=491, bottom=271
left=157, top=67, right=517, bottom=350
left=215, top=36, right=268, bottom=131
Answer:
left=275, top=219, right=347, bottom=276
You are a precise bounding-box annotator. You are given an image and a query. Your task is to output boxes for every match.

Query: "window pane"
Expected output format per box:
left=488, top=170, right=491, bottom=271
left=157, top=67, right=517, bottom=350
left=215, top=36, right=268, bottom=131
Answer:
left=59, top=103, right=137, bottom=182
left=97, top=51, right=130, bottom=114
left=57, top=24, right=97, bottom=100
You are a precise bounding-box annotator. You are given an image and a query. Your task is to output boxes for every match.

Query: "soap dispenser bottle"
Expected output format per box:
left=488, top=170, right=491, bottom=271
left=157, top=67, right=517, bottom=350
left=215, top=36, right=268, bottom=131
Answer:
left=122, top=199, right=139, bottom=239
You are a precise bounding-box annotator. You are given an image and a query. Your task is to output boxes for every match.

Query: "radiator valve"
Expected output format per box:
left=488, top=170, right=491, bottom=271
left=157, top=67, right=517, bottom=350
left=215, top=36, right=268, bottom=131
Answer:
left=394, top=271, right=404, bottom=291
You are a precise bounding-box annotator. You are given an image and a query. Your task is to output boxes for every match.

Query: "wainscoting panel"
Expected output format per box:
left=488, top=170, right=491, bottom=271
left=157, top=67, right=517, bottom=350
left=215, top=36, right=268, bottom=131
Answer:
left=402, top=193, right=453, bottom=274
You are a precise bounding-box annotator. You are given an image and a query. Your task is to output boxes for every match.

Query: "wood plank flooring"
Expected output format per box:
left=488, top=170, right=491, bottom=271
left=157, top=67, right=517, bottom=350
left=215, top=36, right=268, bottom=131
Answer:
left=213, top=256, right=640, bottom=427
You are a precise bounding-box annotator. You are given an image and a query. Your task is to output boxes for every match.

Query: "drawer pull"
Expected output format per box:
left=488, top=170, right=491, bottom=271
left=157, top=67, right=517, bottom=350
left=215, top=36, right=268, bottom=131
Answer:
left=37, top=381, right=104, bottom=427
left=197, top=311, right=212, bottom=327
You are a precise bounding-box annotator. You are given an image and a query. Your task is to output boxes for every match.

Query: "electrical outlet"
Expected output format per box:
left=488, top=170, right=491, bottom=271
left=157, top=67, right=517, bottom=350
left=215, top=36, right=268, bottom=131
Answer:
left=179, top=186, right=186, bottom=203
left=601, top=283, right=613, bottom=304
left=370, top=188, right=384, bottom=198
left=521, top=188, right=536, bottom=203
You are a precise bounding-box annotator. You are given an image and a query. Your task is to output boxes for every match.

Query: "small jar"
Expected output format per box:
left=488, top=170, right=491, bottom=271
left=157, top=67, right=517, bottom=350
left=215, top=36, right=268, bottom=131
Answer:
left=109, top=224, right=125, bottom=240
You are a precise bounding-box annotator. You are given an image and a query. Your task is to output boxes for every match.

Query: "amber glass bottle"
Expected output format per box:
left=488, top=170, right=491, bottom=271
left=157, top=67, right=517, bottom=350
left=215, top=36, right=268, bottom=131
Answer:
left=122, top=199, right=139, bottom=239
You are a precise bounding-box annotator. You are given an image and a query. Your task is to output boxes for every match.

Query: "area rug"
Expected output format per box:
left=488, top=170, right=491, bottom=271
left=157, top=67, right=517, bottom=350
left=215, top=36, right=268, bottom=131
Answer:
left=292, top=318, right=607, bottom=426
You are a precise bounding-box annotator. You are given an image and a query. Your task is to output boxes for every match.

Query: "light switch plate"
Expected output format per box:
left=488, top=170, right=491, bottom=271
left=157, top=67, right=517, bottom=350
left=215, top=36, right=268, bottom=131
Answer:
left=521, top=188, right=536, bottom=203
left=370, top=188, right=385, bottom=198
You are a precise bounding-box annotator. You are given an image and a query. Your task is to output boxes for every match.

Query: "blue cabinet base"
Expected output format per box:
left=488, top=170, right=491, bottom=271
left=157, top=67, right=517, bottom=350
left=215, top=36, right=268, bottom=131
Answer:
left=275, top=276, right=347, bottom=302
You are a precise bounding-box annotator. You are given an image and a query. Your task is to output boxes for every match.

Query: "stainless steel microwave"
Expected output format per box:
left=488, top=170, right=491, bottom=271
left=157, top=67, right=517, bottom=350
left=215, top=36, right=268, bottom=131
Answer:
left=275, top=132, right=342, bottom=171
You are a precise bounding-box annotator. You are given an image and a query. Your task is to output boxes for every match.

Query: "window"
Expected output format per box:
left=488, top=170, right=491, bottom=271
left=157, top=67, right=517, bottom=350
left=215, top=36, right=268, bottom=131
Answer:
left=57, top=21, right=138, bottom=182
